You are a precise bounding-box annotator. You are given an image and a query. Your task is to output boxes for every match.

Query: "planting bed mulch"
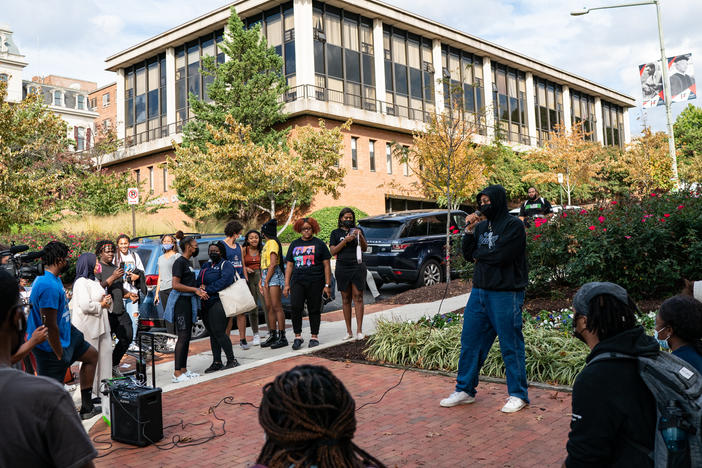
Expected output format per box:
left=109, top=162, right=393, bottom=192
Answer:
left=313, top=337, right=370, bottom=362
left=378, top=279, right=471, bottom=305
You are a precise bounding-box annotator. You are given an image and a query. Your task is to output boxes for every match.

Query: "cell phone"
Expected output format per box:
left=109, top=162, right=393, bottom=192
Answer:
left=41, top=313, right=47, bottom=325
left=119, top=261, right=125, bottom=269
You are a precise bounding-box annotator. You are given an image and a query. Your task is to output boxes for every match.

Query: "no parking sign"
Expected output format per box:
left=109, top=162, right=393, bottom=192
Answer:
left=127, top=187, right=139, bottom=205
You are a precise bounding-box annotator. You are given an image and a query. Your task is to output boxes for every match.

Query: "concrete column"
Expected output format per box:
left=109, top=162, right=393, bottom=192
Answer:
left=594, top=97, right=604, bottom=144
left=166, top=47, right=176, bottom=128
left=373, top=18, right=385, bottom=112
left=525, top=72, right=537, bottom=146
left=482, top=57, right=495, bottom=140
left=562, top=85, right=572, bottom=134
left=623, top=108, right=631, bottom=145
left=294, top=0, right=314, bottom=93
left=116, top=69, right=125, bottom=140
left=432, top=39, right=444, bottom=114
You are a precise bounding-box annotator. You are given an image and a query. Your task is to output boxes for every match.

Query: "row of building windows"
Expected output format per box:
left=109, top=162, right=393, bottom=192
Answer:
left=442, top=45, right=485, bottom=132
left=246, top=2, right=296, bottom=86
left=89, top=92, right=111, bottom=110
left=492, top=63, right=528, bottom=145
left=24, top=84, right=91, bottom=111
left=125, top=53, right=167, bottom=143
left=534, top=77, right=564, bottom=145
left=348, top=136, right=409, bottom=175
left=135, top=166, right=169, bottom=194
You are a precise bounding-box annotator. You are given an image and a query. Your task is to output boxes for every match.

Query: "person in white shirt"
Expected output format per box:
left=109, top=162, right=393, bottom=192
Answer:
left=115, top=235, right=144, bottom=343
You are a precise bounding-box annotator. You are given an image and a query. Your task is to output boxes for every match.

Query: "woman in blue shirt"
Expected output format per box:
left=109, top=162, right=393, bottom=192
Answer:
left=197, top=241, right=238, bottom=373
left=655, top=295, right=702, bottom=374
left=222, top=220, right=250, bottom=350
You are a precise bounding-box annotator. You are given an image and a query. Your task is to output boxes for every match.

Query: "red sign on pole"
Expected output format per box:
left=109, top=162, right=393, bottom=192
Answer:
left=127, top=188, right=139, bottom=205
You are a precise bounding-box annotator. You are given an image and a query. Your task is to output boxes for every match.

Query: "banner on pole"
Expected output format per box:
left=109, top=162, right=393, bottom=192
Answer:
left=639, top=53, right=696, bottom=108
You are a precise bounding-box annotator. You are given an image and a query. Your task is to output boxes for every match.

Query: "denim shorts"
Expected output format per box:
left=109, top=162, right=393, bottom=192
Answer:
left=33, top=325, right=91, bottom=384
left=261, top=267, right=285, bottom=287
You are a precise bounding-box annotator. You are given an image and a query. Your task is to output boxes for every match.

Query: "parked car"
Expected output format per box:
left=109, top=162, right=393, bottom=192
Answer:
left=359, top=209, right=467, bottom=288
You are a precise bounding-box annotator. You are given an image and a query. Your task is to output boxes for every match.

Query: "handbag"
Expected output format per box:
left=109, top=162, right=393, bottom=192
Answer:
left=219, top=271, right=257, bottom=317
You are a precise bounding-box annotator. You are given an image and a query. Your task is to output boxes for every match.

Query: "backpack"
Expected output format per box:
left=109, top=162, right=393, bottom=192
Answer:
left=588, top=351, right=702, bottom=468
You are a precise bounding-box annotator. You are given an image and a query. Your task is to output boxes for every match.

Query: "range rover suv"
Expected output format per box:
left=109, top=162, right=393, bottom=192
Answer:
left=359, top=209, right=467, bottom=288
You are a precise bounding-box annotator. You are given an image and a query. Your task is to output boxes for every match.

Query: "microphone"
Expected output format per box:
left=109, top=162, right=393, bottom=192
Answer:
left=473, top=210, right=482, bottom=218
left=20, top=250, right=44, bottom=262
left=10, top=245, right=29, bottom=254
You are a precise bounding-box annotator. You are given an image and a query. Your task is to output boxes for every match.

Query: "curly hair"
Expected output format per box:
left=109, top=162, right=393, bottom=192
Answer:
left=257, top=365, right=386, bottom=468
left=224, top=220, right=244, bottom=238
left=42, top=241, right=69, bottom=267
left=243, top=230, right=263, bottom=253
left=208, top=241, right=227, bottom=259
left=659, top=295, right=702, bottom=355
left=293, top=217, right=321, bottom=234
left=95, top=240, right=116, bottom=256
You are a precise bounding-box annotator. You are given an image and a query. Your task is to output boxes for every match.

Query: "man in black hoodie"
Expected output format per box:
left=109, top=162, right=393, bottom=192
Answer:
left=440, top=184, right=530, bottom=413
left=564, top=282, right=657, bottom=467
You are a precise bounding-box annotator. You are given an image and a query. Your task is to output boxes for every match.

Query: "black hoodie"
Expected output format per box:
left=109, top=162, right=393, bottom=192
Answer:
left=462, top=184, right=528, bottom=291
left=565, top=326, right=659, bottom=468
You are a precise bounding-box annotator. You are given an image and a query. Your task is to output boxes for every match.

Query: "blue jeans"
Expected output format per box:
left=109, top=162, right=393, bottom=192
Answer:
left=455, top=288, right=529, bottom=402
left=124, top=298, right=140, bottom=340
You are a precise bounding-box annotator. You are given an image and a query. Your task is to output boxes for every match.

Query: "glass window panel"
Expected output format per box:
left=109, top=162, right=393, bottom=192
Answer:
left=549, top=109, right=557, bottom=130
left=394, top=63, right=408, bottom=95
left=410, top=68, right=422, bottom=99
left=464, top=84, right=475, bottom=112
left=424, top=72, right=434, bottom=103
left=161, top=88, right=167, bottom=115
left=540, top=106, right=548, bottom=130
left=497, top=70, right=507, bottom=95
left=313, top=9, right=323, bottom=31
left=385, top=61, right=393, bottom=91
left=343, top=19, right=359, bottom=52
left=148, top=89, right=159, bottom=119
left=314, top=40, right=325, bottom=73
left=285, top=41, right=296, bottom=75
left=407, top=40, right=420, bottom=69
left=361, top=20, right=373, bottom=46
left=449, top=53, right=460, bottom=80
left=507, top=74, right=517, bottom=97
left=537, top=82, right=546, bottom=105
left=362, top=53, right=374, bottom=85
left=176, top=79, right=186, bottom=109
left=392, top=34, right=406, bottom=65
left=473, top=61, right=482, bottom=80
left=499, top=94, right=509, bottom=120
left=125, top=98, right=133, bottom=126
left=327, top=44, right=343, bottom=78
left=202, top=37, right=215, bottom=58
left=325, top=13, right=341, bottom=46
left=284, top=7, right=294, bottom=31
left=136, top=67, right=146, bottom=94
left=386, top=143, right=392, bottom=173
left=383, top=32, right=390, bottom=56
left=351, top=137, right=358, bottom=169
left=267, top=12, right=282, bottom=47
left=462, top=58, right=473, bottom=84
left=547, top=86, right=555, bottom=110
left=369, top=140, right=375, bottom=171
left=518, top=77, right=526, bottom=93
left=328, top=77, right=343, bottom=92
left=148, top=61, right=158, bottom=91
left=135, top=94, right=146, bottom=124
left=422, top=45, right=432, bottom=66
left=345, top=49, right=360, bottom=83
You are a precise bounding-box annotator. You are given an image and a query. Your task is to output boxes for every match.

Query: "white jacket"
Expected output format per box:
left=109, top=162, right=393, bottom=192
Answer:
left=71, top=277, right=112, bottom=340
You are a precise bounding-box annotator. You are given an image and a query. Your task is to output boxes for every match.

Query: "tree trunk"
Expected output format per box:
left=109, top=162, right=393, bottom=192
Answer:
left=278, top=199, right=297, bottom=236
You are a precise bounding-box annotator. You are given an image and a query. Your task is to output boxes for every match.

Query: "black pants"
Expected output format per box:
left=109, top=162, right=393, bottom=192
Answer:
left=201, top=299, right=234, bottom=363
left=173, top=297, right=193, bottom=371
left=159, top=289, right=175, bottom=334
left=290, top=280, right=324, bottom=335
left=109, top=312, right=133, bottom=367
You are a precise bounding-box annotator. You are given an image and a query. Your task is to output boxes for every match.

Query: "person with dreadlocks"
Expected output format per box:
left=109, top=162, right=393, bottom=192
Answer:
left=654, top=295, right=702, bottom=374
left=564, top=282, right=658, bottom=467
left=254, top=364, right=386, bottom=468
left=27, top=241, right=101, bottom=419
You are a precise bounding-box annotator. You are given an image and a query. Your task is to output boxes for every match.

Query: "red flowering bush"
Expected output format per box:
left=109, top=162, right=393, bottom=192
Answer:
left=527, top=191, right=702, bottom=299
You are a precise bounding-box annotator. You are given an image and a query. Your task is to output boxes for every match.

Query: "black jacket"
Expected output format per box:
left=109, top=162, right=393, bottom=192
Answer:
left=565, top=326, right=659, bottom=468
left=462, top=185, right=528, bottom=291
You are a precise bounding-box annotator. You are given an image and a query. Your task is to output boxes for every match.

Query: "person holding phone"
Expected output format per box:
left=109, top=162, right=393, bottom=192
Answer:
left=330, top=207, right=368, bottom=340
left=115, top=234, right=144, bottom=343
left=283, top=217, right=332, bottom=350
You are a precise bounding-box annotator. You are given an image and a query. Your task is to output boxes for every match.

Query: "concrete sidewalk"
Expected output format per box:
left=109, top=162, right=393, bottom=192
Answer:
left=79, top=293, right=469, bottom=430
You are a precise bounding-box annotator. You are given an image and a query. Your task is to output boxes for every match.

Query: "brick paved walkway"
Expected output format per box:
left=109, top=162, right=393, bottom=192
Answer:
left=91, top=356, right=571, bottom=467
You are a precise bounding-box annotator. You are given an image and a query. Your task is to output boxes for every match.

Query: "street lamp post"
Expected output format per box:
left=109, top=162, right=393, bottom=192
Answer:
left=571, top=0, right=679, bottom=189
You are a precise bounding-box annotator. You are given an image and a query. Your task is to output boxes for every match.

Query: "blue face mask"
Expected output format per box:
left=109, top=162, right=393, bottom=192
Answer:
left=162, top=243, right=174, bottom=252
left=654, top=327, right=670, bottom=350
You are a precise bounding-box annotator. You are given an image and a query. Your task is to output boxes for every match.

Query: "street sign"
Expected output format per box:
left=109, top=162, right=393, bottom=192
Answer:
left=557, top=173, right=564, bottom=184
left=127, top=188, right=139, bottom=205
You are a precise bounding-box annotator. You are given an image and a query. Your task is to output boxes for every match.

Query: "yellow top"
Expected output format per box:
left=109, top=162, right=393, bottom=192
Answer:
left=261, top=239, right=280, bottom=270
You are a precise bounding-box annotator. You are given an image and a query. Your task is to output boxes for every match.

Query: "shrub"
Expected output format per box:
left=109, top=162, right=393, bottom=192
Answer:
left=527, top=191, right=702, bottom=299
left=278, top=206, right=368, bottom=244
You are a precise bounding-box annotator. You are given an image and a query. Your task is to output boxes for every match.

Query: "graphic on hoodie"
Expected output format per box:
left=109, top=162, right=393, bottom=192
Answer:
left=292, top=245, right=315, bottom=268
left=478, top=231, right=499, bottom=250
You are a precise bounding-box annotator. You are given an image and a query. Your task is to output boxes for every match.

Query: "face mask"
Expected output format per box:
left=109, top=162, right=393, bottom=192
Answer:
left=342, top=219, right=355, bottom=229
left=162, top=243, right=173, bottom=252
left=480, top=203, right=496, bottom=219
left=192, top=248, right=200, bottom=258
left=654, top=327, right=670, bottom=350
left=209, top=253, right=221, bottom=264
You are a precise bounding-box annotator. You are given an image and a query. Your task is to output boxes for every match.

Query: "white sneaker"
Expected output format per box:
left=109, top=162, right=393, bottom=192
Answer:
left=343, top=333, right=353, bottom=340
left=501, top=396, right=527, bottom=413
left=172, top=373, right=189, bottom=383
left=440, top=391, right=475, bottom=407
left=184, top=370, right=200, bottom=379
left=253, top=334, right=261, bottom=346
left=356, top=333, right=365, bottom=340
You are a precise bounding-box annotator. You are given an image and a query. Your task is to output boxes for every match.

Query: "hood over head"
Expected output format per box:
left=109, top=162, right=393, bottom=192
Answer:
left=476, top=184, right=509, bottom=221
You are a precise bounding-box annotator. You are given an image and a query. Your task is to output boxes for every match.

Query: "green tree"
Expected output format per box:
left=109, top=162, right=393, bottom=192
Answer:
left=614, top=127, right=674, bottom=196
left=182, top=6, right=288, bottom=149
left=673, top=103, right=702, bottom=186
left=478, top=139, right=529, bottom=202
left=0, top=81, right=74, bottom=231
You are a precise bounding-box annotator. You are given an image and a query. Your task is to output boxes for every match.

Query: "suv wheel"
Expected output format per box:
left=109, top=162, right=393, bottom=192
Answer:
left=416, top=260, right=443, bottom=288
left=191, top=319, right=208, bottom=339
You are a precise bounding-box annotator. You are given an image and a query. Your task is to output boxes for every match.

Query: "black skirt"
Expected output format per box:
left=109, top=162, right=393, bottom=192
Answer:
left=335, top=262, right=367, bottom=292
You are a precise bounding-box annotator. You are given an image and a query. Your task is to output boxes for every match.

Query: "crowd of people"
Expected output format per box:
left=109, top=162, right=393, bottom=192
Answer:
left=2, top=193, right=702, bottom=467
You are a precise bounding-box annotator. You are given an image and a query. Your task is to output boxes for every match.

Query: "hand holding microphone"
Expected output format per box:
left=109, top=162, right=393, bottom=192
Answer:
left=465, top=210, right=483, bottom=233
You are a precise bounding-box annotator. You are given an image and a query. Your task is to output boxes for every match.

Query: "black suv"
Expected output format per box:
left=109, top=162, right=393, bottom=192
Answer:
left=359, top=209, right=467, bottom=288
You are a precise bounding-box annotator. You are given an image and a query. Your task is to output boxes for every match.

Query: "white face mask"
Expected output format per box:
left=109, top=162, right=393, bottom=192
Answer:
left=654, top=327, right=670, bottom=350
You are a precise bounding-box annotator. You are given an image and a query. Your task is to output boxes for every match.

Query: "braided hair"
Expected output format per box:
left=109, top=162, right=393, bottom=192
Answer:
left=257, top=365, right=386, bottom=468
left=95, top=240, right=116, bottom=256
left=659, top=295, right=702, bottom=355
left=585, top=294, right=639, bottom=341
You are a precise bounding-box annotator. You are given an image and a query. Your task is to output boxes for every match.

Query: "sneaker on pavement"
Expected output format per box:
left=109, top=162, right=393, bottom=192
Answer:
left=172, top=373, right=189, bottom=383
left=224, top=359, right=239, bottom=369
left=440, top=391, right=475, bottom=407
left=185, top=370, right=200, bottom=379
left=292, top=338, right=304, bottom=350
left=79, top=406, right=101, bottom=420
left=204, top=362, right=224, bottom=374
left=252, top=334, right=261, bottom=346
left=356, top=333, right=365, bottom=340
left=501, top=396, right=527, bottom=413
left=270, top=334, right=288, bottom=349
left=308, top=339, right=319, bottom=348
left=343, top=333, right=353, bottom=340
left=240, top=339, right=250, bottom=350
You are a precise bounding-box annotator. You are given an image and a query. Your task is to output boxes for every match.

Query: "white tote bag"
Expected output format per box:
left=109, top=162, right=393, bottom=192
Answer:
left=219, top=272, right=257, bottom=317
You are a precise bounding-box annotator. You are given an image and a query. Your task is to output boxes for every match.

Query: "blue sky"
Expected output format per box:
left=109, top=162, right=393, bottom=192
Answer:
left=2, top=0, right=700, bottom=134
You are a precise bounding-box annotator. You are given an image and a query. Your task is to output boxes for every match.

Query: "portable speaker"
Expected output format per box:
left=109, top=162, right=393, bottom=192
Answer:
left=110, top=384, right=163, bottom=446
